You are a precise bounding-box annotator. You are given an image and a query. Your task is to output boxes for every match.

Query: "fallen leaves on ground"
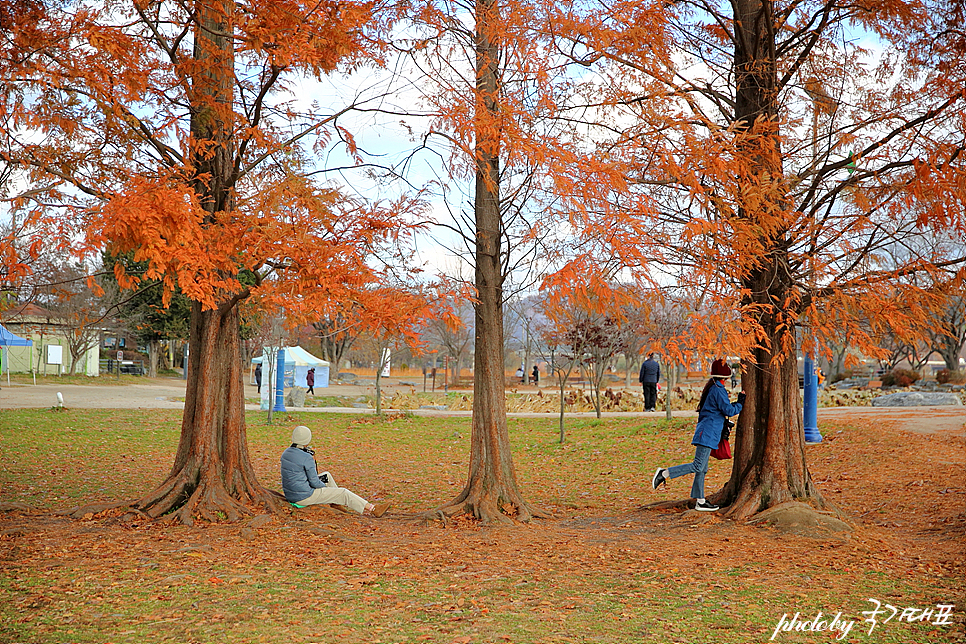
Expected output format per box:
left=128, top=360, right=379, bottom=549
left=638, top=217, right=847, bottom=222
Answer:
left=0, top=408, right=963, bottom=643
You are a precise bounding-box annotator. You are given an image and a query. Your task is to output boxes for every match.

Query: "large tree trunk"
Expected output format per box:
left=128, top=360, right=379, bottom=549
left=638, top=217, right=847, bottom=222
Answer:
left=714, top=273, right=829, bottom=517
left=710, top=0, right=828, bottom=519
left=137, top=300, right=281, bottom=524
left=434, top=0, right=536, bottom=523
left=135, top=1, right=281, bottom=524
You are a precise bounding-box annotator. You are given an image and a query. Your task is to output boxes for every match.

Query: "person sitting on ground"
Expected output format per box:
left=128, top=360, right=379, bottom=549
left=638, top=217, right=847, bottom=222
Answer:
left=280, top=425, right=389, bottom=517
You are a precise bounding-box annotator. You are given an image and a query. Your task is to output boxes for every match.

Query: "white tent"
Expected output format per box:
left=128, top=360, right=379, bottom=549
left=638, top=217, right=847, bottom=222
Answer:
left=252, top=346, right=329, bottom=389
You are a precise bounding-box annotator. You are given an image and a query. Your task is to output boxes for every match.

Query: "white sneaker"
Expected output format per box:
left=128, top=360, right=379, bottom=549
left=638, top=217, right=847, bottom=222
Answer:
left=695, top=500, right=719, bottom=512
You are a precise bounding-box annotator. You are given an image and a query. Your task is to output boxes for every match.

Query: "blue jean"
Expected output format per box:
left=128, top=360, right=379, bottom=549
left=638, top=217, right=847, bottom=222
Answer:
left=667, top=445, right=712, bottom=499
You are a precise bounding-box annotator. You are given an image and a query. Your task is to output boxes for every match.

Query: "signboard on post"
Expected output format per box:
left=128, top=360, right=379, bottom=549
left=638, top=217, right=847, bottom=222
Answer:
left=381, top=349, right=391, bottom=377
left=46, top=345, right=63, bottom=365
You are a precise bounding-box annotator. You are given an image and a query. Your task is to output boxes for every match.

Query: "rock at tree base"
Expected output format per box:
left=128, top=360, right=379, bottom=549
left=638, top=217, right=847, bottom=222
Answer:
left=871, top=392, right=962, bottom=407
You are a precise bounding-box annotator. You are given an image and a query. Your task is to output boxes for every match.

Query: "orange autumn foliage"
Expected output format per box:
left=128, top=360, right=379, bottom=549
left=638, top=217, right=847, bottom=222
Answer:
left=0, top=1, right=419, bottom=523
left=538, top=0, right=965, bottom=517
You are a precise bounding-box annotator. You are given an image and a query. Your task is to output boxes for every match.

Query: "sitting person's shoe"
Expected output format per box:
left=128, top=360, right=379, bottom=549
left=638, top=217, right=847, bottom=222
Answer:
left=652, top=468, right=667, bottom=490
left=695, top=500, right=719, bottom=512
left=365, top=502, right=391, bottom=517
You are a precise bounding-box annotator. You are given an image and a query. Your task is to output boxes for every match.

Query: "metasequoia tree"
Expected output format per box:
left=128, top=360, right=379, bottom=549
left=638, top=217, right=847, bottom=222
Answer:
left=1, top=1, right=413, bottom=523
left=540, top=272, right=637, bottom=433
left=551, top=0, right=965, bottom=517
left=407, top=0, right=572, bottom=522
left=629, top=288, right=711, bottom=420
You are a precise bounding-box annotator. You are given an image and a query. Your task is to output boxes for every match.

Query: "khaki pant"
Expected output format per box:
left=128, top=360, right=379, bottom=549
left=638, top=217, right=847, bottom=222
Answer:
left=295, top=472, right=368, bottom=514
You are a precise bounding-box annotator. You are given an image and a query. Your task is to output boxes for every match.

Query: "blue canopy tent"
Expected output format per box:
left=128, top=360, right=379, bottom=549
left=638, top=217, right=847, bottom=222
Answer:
left=0, top=323, right=33, bottom=386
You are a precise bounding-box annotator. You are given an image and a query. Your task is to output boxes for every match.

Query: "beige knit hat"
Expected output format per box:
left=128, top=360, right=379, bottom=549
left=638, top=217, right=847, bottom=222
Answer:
left=291, top=425, right=312, bottom=445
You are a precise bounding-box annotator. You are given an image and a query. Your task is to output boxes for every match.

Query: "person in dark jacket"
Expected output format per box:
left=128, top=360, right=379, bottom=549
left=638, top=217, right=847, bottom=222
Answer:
left=531, top=364, right=539, bottom=386
left=280, top=426, right=389, bottom=516
left=638, top=353, right=661, bottom=412
left=306, top=367, right=315, bottom=395
left=651, top=359, right=744, bottom=511
left=255, top=363, right=262, bottom=394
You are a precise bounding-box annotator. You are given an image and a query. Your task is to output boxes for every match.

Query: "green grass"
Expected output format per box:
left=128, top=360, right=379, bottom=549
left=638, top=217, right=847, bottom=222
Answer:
left=1, top=408, right=963, bottom=644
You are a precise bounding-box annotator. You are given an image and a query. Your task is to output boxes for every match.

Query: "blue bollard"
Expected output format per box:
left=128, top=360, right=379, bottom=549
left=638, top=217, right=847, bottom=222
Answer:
left=803, top=356, right=822, bottom=443
left=273, top=349, right=286, bottom=412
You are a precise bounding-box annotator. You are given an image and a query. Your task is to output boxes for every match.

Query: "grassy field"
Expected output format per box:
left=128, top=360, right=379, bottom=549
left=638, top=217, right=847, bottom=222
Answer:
left=1, top=408, right=963, bottom=643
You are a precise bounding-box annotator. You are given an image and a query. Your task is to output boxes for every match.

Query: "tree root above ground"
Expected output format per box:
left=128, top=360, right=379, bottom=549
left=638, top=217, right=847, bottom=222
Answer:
left=427, top=493, right=555, bottom=526
left=747, top=501, right=853, bottom=539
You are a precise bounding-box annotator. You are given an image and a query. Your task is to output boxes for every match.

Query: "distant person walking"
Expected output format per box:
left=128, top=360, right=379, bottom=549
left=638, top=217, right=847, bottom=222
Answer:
left=532, top=364, right=539, bottom=386
left=306, top=367, right=315, bottom=395
left=639, top=353, right=661, bottom=412
left=281, top=425, right=389, bottom=517
left=652, top=359, right=745, bottom=512
left=255, top=363, right=263, bottom=394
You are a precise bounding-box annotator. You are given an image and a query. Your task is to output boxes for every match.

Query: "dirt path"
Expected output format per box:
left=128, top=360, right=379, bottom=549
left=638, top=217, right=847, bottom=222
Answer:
left=3, top=379, right=963, bottom=434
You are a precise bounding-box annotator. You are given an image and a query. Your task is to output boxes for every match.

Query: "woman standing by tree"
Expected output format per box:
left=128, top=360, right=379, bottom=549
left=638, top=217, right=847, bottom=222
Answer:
left=652, top=359, right=745, bottom=511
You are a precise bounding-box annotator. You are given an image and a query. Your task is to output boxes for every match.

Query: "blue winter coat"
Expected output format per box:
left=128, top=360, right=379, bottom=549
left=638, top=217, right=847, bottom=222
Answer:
left=692, top=380, right=743, bottom=449
left=280, top=446, right=325, bottom=502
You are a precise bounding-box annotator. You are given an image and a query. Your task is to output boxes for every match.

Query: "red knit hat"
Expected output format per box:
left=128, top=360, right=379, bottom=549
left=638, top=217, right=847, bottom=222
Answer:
left=710, top=359, right=732, bottom=379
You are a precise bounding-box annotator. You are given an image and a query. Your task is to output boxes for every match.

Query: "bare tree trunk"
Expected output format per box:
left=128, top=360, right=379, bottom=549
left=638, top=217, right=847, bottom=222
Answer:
left=434, top=0, right=536, bottom=523
left=148, top=338, right=159, bottom=378
left=711, top=0, right=829, bottom=519
left=664, top=360, right=675, bottom=421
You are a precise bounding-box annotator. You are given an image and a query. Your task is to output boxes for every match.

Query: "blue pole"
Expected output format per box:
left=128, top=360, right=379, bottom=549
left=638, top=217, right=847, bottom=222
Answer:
left=273, top=349, right=286, bottom=412
left=803, top=355, right=822, bottom=443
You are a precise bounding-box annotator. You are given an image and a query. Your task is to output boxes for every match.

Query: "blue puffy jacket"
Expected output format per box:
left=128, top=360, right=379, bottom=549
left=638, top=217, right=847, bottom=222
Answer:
left=692, top=380, right=743, bottom=449
left=280, top=446, right=325, bottom=503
